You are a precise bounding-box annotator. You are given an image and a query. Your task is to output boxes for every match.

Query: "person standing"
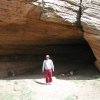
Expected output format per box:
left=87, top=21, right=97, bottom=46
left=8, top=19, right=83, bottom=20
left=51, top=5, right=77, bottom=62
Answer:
left=42, top=55, right=54, bottom=85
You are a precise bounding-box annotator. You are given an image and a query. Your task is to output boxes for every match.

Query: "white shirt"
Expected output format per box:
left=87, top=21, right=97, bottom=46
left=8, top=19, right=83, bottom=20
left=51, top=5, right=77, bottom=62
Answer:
left=42, top=59, right=54, bottom=72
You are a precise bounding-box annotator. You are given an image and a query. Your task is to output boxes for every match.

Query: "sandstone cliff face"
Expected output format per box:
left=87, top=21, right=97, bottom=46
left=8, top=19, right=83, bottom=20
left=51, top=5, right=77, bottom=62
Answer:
left=40, top=0, right=80, bottom=25
left=81, top=0, right=100, bottom=34
left=0, top=0, right=83, bottom=55
left=0, top=0, right=32, bottom=24
left=81, top=0, right=100, bottom=70
left=0, top=0, right=100, bottom=77
left=0, top=0, right=84, bottom=77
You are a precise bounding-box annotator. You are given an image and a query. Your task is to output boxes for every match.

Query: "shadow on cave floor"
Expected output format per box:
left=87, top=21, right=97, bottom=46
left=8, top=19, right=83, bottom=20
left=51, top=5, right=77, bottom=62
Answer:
left=0, top=44, right=100, bottom=80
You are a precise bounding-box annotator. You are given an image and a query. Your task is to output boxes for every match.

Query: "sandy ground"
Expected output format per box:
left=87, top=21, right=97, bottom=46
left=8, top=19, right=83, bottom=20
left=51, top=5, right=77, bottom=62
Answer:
left=0, top=44, right=99, bottom=100
left=0, top=68, right=100, bottom=100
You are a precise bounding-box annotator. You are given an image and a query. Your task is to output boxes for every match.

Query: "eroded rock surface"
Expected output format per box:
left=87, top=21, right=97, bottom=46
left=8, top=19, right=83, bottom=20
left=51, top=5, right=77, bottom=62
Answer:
left=0, top=0, right=83, bottom=55
left=81, top=0, right=100, bottom=34
left=40, top=0, right=80, bottom=25
left=0, top=0, right=31, bottom=24
left=0, top=0, right=85, bottom=77
left=81, top=0, right=100, bottom=70
left=0, top=0, right=100, bottom=77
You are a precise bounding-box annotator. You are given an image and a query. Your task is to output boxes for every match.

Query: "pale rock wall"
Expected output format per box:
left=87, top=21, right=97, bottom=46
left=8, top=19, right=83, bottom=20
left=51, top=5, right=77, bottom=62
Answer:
left=81, top=0, right=100, bottom=70
left=40, top=0, right=80, bottom=25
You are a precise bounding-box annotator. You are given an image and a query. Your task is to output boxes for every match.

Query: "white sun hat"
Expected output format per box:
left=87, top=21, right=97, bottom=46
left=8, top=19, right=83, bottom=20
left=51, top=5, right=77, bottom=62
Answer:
left=46, top=55, right=50, bottom=58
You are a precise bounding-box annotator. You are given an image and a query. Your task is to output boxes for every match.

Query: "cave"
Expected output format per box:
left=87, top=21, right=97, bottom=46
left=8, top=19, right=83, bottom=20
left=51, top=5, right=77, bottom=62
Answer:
left=0, top=0, right=100, bottom=78
left=0, top=42, right=97, bottom=78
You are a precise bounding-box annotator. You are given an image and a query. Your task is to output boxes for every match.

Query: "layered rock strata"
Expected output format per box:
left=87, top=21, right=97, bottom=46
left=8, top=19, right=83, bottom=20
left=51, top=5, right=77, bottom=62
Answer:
left=0, top=0, right=83, bottom=55
left=0, top=0, right=100, bottom=77
left=81, top=0, right=100, bottom=70
left=0, top=0, right=84, bottom=77
left=40, top=0, right=80, bottom=25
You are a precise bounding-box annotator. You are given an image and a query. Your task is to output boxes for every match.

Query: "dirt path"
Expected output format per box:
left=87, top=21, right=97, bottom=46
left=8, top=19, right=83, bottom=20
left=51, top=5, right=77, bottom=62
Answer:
left=0, top=73, right=100, bottom=100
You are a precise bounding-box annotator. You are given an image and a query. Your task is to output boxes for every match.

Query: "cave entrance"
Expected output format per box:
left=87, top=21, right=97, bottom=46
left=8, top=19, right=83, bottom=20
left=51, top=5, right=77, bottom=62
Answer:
left=0, top=41, right=99, bottom=79
left=31, top=42, right=99, bottom=79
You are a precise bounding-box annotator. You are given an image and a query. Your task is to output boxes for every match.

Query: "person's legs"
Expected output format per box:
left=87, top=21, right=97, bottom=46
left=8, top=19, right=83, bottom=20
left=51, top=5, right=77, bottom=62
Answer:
left=45, top=70, right=49, bottom=83
left=48, top=69, right=52, bottom=83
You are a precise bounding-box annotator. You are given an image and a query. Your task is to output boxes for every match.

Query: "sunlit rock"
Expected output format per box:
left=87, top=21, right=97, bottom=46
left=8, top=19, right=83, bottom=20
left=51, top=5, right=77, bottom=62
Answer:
left=0, top=0, right=83, bottom=55
left=81, top=0, right=100, bottom=70
left=40, top=0, right=80, bottom=25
